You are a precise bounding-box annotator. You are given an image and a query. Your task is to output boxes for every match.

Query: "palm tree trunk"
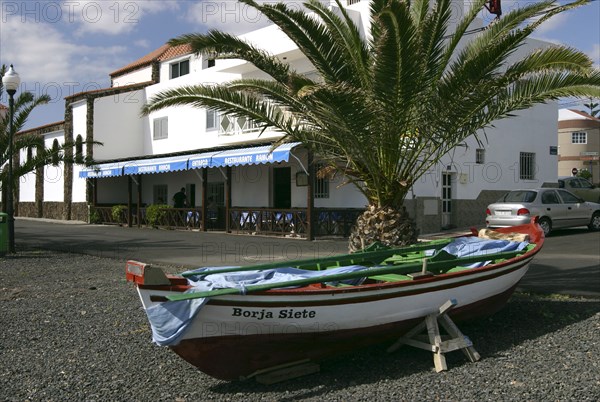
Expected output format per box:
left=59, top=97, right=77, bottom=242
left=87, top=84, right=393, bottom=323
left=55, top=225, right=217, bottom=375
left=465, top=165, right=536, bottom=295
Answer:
left=348, top=205, right=418, bottom=252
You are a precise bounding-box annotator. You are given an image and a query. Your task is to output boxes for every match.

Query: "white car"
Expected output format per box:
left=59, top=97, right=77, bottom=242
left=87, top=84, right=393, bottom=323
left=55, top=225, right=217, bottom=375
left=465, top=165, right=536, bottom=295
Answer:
left=486, top=188, right=600, bottom=236
left=558, top=177, right=600, bottom=203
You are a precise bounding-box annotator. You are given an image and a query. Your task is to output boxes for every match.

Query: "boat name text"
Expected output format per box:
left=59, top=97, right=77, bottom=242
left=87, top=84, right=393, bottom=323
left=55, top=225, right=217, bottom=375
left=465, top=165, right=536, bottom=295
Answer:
left=232, top=308, right=316, bottom=320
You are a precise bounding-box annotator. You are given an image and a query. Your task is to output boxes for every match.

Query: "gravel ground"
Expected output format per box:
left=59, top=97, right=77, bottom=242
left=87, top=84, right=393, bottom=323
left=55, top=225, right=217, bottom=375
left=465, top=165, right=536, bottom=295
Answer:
left=1, top=250, right=599, bottom=401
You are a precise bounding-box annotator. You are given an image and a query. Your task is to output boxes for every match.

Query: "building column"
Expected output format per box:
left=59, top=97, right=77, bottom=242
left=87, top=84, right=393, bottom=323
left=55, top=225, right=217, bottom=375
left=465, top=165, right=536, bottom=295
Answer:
left=136, top=174, right=142, bottom=228
left=225, top=167, right=231, bottom=233
left=127, top=176, right=133, bottom=227
left=306, top=149, right=314, bottom=241
left=202, top=169, right=208, bottom=231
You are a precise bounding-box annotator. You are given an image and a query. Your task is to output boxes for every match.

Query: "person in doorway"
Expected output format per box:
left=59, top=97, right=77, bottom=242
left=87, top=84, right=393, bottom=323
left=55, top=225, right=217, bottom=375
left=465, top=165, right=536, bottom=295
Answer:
left=172, top=187, right=187, bottom=208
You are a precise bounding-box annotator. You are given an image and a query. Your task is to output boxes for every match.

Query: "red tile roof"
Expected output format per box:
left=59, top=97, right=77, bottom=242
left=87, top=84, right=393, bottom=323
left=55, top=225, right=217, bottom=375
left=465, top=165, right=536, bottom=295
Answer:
left=110, top=43, right=193, bottom=78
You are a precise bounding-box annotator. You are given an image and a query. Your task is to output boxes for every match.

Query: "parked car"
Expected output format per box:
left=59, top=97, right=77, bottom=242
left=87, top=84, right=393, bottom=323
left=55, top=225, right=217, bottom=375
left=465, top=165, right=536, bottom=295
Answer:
left=558, top=177, right=600, bottom=203
left=486, top=188, right=600, bottom=235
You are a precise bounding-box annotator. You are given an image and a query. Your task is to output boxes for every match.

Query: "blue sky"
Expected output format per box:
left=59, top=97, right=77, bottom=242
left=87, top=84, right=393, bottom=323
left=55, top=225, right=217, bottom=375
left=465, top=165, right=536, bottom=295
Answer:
left=1, top=0, right=599, bottom=130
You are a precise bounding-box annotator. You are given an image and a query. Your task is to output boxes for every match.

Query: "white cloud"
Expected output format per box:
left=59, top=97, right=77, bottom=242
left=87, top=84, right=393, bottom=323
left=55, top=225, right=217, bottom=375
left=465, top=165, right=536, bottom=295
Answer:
left=134, top=38, right=151, bottom=48
left=0, top=18, right=126, bottom=102
left=533, top=10, right=569, bottom=35
left=70, top=0, right=181, bottom=36
left=185, top=0, right=277, bottom=35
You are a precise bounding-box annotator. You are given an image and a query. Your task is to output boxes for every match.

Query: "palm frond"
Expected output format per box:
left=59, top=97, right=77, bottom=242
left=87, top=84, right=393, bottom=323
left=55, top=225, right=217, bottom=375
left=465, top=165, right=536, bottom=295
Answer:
left=238, top=0, right=352, bottom=83
left=304, top=0, right=371, bottom=86
left=144, top=0, right=599, bottom=209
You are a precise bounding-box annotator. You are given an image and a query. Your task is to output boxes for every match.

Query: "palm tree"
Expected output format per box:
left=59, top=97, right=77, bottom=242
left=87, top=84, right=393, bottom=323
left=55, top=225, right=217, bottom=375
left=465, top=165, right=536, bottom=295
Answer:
left=582, top=99, right=599, bottom=117
left=143, top=0, right=600, bottom=251
left=1, top=65, right=97, bottom=212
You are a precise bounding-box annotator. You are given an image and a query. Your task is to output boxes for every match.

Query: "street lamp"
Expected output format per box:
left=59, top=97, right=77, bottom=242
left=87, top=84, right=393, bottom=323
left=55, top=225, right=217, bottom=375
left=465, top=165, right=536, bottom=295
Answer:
left=2, top=65, right=21, bottom=253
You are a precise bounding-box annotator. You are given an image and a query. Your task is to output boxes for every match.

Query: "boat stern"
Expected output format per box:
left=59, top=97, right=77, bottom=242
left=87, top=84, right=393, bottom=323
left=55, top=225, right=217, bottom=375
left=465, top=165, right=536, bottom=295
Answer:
left=125, top=260, right=172, bottom=286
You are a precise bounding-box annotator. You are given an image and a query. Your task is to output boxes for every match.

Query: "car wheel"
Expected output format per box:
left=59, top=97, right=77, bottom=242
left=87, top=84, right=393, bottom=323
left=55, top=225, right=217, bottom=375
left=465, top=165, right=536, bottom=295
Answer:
left=589, top=212, right=600, bottom=231
left=538, top=217, right=552, bottom=236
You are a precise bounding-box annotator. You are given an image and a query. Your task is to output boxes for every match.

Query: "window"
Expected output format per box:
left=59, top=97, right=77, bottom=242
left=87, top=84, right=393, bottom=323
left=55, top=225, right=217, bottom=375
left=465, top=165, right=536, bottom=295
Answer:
left=153, top=117, right=168, bottom=140
left=541, top=191, right=559, bottom=204
left=578, top=178, right=594, bottom=189
left=75, top=135, right=84, bottom=163
left=519, top=152, right=535, bottom=180
left=206, top=109, right=218, bottom=130
left=558, top=189, right=581, bottom=204
left=571, top=131, right=587, bottom=144
left=26, top=146, right=33, bottom=162
left=475, top=148, right=485, bottom=164
left=503, top=190, right=537, bottom=203
left=170, top=59, right=190, bottom=79
left=314, top=163, right=330, bottom=199
left=442, top=173, right=452, bottom=213
left=51, top=139, right=60, bottom=166
left=153, top=185, right=168, bottom=205
left=203, top=54, right=216, bottom=69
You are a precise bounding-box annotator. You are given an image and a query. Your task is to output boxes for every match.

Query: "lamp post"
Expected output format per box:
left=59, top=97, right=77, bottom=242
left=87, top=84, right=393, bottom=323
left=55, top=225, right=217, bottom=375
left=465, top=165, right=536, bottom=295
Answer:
left=2, top=65, right=21, bottom=253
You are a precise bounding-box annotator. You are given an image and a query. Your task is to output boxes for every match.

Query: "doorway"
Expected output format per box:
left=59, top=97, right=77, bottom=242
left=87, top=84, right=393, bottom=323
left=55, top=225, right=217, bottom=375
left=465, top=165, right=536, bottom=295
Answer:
left=441, top=172, right=454, bottom=228
left=273, top=167, right=291, bottom=209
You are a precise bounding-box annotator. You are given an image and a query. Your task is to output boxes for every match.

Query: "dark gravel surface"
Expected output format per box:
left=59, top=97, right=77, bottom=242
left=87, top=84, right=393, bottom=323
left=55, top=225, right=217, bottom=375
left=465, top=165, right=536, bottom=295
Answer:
left=1, top=251, right=599, bottom=401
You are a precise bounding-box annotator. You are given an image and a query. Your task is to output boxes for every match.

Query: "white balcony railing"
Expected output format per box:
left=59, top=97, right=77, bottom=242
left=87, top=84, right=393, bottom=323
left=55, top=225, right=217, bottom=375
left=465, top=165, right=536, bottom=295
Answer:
left=218, top=115, right=263, bottom=136
left=218, top=105, right=295, bottom=137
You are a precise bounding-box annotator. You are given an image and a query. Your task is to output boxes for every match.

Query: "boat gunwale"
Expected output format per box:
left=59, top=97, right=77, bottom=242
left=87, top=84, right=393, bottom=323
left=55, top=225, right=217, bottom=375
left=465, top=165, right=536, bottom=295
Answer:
left=137, top=222, right=543, bottom=300
left=203, top=259, right=532, bottom=307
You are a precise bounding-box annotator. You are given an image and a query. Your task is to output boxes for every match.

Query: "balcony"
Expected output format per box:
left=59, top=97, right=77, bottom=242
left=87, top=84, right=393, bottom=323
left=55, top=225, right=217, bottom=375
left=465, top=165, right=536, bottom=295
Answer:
left=218, top=114, right=264, bottom=136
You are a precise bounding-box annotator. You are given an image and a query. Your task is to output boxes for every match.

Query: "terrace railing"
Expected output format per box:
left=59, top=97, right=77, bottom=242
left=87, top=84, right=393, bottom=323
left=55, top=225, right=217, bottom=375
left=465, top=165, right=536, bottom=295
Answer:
left=90, top=205, right=364, bottom=238
left=229, top=208, right=307, bottom=237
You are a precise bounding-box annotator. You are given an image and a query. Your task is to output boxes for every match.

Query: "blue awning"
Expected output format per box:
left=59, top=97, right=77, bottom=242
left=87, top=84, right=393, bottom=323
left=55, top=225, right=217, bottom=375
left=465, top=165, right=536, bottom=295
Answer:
left=122, top=155, right=189, bottom=175
left=187, top=150, right=221, bottom=169
left=79, top=163, right=124, bottom=178
left=81, top=143, right=303, bottom=178
left=188, top=142, right=301, bottom=169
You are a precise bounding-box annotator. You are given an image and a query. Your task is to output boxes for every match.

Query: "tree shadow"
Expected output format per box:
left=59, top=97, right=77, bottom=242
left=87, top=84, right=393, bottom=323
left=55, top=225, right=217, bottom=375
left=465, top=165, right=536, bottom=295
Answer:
left=519, top=263, right=600, bottom=297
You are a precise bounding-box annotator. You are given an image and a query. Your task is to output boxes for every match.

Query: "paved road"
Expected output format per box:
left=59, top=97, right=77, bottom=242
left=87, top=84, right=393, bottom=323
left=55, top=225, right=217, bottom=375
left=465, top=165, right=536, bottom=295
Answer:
left=10, top=217, right=600, bottom=297
left=12, top=218, right=350, bottom=268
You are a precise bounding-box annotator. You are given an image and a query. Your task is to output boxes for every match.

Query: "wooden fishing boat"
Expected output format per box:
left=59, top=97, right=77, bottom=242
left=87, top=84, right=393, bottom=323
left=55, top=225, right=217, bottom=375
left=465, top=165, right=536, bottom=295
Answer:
left=126, top=221, right=543, bottom=380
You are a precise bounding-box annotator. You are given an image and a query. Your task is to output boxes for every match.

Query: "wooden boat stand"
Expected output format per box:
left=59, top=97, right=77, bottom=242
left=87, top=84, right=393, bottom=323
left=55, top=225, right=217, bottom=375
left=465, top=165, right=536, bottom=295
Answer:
left=387, top=299, right=481, bottom=372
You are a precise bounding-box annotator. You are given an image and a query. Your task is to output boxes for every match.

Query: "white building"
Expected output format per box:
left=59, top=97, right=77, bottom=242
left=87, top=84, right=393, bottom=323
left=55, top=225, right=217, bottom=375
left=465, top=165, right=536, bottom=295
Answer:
left=13, top=0, right=558, bottom=236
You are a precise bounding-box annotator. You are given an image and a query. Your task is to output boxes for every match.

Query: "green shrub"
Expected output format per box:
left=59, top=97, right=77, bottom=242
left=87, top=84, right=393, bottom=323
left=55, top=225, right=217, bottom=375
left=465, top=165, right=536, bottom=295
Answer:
left=111, top=205, right=127, bottom=224
left=577, top=169, right=593, bottom=181
left=146, top=204, right=170, bottom=227
left=89, top=209, right=102, bottom=224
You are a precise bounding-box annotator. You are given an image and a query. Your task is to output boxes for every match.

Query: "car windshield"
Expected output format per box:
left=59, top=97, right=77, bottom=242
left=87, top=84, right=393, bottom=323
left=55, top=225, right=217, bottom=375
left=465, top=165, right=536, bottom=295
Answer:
left=501, top=190, right=537, bottom=203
